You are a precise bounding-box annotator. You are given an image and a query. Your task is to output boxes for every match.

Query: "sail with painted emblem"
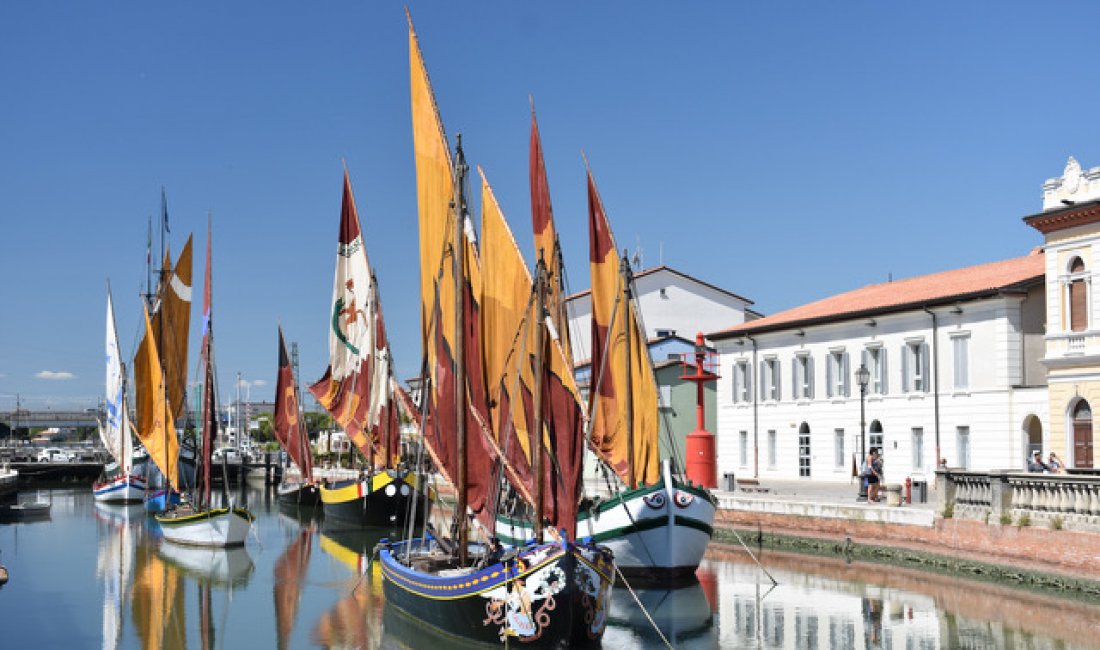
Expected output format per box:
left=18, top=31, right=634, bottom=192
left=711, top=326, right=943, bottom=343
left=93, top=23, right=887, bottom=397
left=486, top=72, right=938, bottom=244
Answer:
left=479, top=168, right=585, bottom=534
left=308, top=171, right=401, bottom=467
left=275, top=327, right=312, bottom=478
left=587, top=167, right=660, bottom=489
left=409, top=19, right=495, bottom=527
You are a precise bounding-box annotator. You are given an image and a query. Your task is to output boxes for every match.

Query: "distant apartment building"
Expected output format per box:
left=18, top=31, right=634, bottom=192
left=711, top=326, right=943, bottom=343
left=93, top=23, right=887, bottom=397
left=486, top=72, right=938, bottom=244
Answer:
left=709, top=252, right=1048, bottom=484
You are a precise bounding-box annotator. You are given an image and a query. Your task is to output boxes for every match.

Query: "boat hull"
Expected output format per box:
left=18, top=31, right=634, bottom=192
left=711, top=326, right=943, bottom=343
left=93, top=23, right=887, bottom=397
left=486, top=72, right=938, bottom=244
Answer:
left=143, top=489, right=181, bottom=513
left=381, top=538, right=614, bottom=648
left=496, top=467, right=715, bottom=582
left=155, top=507, right=254, bottom=547
left=320, top=471, right=430, bottom=528
left=93, top=474, right=147, bottom=503
left=276, top=481, right=321, bottom=508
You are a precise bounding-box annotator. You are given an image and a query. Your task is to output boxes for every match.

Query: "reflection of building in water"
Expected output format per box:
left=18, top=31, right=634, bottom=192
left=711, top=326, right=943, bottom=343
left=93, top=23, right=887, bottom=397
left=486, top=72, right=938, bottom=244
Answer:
left=709, top=551, right=1099, bottom=650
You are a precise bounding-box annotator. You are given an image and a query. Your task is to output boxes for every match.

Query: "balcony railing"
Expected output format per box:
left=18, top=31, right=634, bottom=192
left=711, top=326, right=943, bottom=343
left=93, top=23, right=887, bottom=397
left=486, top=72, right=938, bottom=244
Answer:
left=937, top=469, right=1100, bottom=531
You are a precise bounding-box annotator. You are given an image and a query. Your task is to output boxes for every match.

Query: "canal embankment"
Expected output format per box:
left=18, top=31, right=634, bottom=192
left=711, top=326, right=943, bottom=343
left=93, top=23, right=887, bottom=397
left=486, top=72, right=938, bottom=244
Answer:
left=711, top=471, right=1100, bottom=593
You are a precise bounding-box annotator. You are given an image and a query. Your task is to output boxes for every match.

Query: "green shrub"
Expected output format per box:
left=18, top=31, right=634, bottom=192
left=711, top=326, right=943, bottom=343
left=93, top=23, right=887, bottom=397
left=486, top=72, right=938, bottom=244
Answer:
left=999, top=513, right=1012, bottom=525
left=1016, top=513, right=1031, bottom=528
left=1051, top=516, right=1064, bottom=531
left=943, top=503, right=954, bottom=519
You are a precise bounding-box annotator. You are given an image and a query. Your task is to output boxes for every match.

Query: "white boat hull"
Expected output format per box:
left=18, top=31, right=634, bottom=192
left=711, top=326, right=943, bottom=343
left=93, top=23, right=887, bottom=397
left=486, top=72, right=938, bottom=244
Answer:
left=93, top=474, right=147, bottom=503
left=155, top=507, right=254, bottom=547
left=497, top=462, right=716, bottom=580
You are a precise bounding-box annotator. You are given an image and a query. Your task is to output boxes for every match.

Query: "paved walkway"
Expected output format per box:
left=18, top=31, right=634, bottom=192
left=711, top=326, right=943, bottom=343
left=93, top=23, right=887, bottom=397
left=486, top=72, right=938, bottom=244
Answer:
left=711, top=478, right=938, bottom=511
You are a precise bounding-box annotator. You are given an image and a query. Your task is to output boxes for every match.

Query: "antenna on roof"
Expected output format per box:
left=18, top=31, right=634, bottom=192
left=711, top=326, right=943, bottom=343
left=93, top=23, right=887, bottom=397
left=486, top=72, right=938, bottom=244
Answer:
left=632, top=236, right=643, bottom=270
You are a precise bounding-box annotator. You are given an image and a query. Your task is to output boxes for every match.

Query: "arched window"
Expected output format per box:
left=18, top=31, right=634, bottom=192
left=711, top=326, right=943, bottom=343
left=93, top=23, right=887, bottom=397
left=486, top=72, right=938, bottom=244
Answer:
left=1069, top=257, right=1088, bottom=332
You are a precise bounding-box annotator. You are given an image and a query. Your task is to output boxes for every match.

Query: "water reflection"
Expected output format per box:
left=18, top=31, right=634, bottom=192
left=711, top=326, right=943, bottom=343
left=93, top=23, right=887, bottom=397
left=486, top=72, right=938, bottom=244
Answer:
left=3, top=488, right=1100, bottom=649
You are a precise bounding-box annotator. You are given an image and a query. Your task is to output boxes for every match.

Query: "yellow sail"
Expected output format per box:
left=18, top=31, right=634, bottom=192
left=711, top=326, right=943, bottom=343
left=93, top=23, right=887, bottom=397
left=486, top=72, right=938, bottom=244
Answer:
left=134, top=303, right=180, bottom=490
left=587, top=170, right=660, bottom=488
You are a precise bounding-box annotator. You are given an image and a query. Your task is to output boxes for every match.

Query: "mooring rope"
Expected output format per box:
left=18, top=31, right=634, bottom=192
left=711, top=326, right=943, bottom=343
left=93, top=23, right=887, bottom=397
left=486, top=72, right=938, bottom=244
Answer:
left=614, top=565, right=674, bottom=650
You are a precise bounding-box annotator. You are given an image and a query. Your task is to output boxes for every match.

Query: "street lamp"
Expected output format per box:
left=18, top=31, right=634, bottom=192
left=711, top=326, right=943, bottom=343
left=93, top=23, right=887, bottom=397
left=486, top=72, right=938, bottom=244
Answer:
left=855, top=363, right=870, bottom=501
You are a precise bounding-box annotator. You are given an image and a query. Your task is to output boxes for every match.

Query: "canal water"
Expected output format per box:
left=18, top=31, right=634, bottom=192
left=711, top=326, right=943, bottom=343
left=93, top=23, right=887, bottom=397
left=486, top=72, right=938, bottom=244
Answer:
left=1, top=487, right=1099, bottom=649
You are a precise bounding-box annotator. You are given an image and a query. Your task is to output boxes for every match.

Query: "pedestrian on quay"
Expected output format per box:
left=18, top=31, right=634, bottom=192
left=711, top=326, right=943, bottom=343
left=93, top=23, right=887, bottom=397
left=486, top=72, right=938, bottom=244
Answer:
left=1027, top=450, right=1050, bottom=473
left=1048, top=452, right=1065, bottom=473
left=865, top=448, right=883, bottom=502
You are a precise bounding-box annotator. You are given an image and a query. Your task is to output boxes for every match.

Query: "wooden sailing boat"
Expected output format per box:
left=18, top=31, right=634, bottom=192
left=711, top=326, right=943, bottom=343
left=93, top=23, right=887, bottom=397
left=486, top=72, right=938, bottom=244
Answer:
left=274, top=327, right=319, bottom=508
left=377, top=18, right=614, bottom=648
left=154, top=218, right=254, bottom=547
left=309, top=169, right=430, bottom=528
left=93, top=287, right=147, bottom=503
left=579, top=164, right=717, bottom=581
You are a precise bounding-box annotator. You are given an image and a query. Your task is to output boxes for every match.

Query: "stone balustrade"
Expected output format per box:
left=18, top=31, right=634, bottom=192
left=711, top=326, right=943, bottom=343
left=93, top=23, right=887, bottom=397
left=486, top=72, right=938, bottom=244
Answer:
left=937, top=469, right=1100, bottom=531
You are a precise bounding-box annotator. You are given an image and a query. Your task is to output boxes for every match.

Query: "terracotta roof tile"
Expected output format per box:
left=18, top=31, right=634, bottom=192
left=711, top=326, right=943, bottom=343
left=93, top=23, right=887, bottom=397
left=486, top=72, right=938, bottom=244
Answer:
left=711, top=250, right=1045, bottom=338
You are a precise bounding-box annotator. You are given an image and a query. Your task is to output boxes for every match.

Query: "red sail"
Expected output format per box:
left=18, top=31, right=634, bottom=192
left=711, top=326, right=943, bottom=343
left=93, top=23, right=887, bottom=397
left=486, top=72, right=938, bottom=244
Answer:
left=275, top=327, right=312, bottom=478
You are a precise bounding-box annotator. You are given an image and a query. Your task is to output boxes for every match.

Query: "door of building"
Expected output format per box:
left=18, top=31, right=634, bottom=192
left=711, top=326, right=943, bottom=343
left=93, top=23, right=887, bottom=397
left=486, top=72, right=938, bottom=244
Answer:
left=799, top=423, right=811, bottom=478
left=1073, top=400, right=1094, bottom=468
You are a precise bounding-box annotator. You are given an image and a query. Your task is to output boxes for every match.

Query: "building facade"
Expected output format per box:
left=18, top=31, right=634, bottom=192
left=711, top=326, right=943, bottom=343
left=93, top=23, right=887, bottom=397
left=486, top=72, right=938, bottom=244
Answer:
left=1024, top=156, right=1100, bottom=468
left=709, top=253, right=1048, bottom=484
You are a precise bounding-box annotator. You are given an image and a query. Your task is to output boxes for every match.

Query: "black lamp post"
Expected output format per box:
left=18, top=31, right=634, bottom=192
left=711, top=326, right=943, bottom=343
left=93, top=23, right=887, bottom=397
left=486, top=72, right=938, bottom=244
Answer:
left=855, top=363, right=870, bottom=501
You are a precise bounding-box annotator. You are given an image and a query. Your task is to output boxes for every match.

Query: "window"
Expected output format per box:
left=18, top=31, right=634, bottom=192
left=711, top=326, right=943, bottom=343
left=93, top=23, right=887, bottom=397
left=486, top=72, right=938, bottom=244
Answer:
left=952, top=334, right=969, bottom=391
left=656, top=328, right=675, bottom=337
left=863, top=347, right=888, bottom=395
left=912, top=427, right=924, bottom=470
left=798, top=424, right=811, bottom=478
left=767, top=430, right=777, bottom=468
left=826, top=349, right=850, bottom=398
left=792, top=354, right=814, bottom=400
left=957, top=426, right=970, bottom=469
left=739, top=431, right=748, bottom=467
left=732, top=360, right=751, bottom=404
left=1068, top=256, right=1088, bottom=332
left=762, top=357, right=780, bottom=401
left=658, top=384, right=672, bottom=409
left=834, top=429, right=845, bottom=468
left=903, top=340, right=930, bottom=393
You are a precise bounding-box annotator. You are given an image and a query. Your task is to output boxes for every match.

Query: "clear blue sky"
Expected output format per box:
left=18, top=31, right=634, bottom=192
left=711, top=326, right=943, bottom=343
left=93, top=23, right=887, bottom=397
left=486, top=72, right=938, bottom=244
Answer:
left=3, top=2, right=1099, bottom=410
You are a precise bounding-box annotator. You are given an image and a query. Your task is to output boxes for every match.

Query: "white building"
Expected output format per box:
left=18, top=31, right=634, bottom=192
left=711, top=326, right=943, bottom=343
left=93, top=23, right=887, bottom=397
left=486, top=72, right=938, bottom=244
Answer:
left=709, top=252, right=1048, bottom=485
left=566, top=265, right=757, bottom=367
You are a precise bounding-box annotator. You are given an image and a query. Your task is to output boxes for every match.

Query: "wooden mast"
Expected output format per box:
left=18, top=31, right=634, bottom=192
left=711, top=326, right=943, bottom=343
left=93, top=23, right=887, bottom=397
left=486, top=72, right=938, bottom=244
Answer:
left=454, top=135, right=469, bottom=564
left=620, top=252, right=635, bottom=489
left=531, top=257, right=548, bottom=541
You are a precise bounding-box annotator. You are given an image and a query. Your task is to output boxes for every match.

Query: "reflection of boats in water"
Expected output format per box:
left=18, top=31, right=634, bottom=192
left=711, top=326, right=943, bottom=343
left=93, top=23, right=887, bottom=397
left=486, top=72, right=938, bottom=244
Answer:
left=96, top=500, right=141, bottom=650
left=274, top=520, right=315, bottom=650
left=0, top=500, right=51, bottom=521
left=155, top=542, right=255, bottom=588
left=312, top=525, right=386, bottom=648
left=605, top=574, right=718, bottom=648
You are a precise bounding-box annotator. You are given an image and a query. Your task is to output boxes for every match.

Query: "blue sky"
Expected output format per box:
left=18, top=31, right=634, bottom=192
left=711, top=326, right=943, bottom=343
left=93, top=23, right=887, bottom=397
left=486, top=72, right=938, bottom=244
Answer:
left=3, top=2, right=1099, bottom=410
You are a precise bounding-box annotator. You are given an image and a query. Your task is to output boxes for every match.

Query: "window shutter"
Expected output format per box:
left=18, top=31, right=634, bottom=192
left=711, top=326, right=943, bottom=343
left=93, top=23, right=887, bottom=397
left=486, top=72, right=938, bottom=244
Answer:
left=746, top=363, right=752, bottom=401
left=901, top=345, right=910, bottom=392
left=922, top=343, right=931, bottom=393
left=760, top=360, right=767, bottom=399
left=826, top=355, right=834, bottom=398
left=732, top=365, right=740, bottom=402
left=807, top=356, right=815, bottom=399
left=1071, top=278, right=1087, bottom=332
left=791, top=357, right=798, bottom=399
left=881, top=349, right=889, bottom=395
left=842, top=352, right=851, bottom=397
left=774, top=361, right=781, bottom=401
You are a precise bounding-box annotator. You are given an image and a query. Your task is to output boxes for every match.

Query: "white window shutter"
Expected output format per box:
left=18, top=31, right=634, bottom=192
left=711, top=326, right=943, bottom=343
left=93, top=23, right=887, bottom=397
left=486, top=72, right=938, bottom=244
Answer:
left=791, top=357, right=798, bottom=398
left=901, top=345, right=910, bottom=393
left=843, top=352, right=851, bottom=397
left=807, top=356, right=815, bottom=399
left=881, top=349, right=889, bottom=395
left=922, top=342, right=931, bottom=393
left=826, top=355, right=834, bottom=398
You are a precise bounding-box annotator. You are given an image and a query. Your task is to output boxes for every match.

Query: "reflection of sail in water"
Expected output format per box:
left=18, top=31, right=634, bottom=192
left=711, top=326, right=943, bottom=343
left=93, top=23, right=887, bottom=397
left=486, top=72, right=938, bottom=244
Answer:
left=313, top=527, right=384, bottom=649
left=131, top=537, right=187, bottom=650
left=95, top=503, right=142, bottom=650
left=273, top=525, right=314, bottom=650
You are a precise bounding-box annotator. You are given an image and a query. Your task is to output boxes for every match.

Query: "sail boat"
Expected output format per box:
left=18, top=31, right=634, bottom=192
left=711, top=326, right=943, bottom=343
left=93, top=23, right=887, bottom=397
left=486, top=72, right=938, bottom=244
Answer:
left=93, top=287, right=147, bottom=503
left=308, top=169, right=430, bottom=528
left=578, top=165, right=717, bottom=580
left=377, top=18, right=613, bottom=648
left=137, top=194, right=194, bottom=513
left=154, top=218, right=254, bottom=547
left=274, top=327, right=319, bottom=508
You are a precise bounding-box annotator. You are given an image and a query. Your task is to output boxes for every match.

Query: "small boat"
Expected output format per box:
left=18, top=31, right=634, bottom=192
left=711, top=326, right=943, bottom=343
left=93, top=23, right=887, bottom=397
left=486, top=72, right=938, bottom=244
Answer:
left=93, top=288, right=146, bottom=504
left=0, top=501, right=51, bottom=521
left=273, top=327, right=321, bottom=509
left=306, top=169, right=430, bottom=529
left=155, top=219, right=254, bottom=547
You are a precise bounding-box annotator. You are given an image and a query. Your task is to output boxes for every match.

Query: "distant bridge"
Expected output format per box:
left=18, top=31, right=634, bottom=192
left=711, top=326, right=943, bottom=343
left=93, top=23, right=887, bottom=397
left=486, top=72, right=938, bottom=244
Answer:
left=0, top=410, right=101, bottom=429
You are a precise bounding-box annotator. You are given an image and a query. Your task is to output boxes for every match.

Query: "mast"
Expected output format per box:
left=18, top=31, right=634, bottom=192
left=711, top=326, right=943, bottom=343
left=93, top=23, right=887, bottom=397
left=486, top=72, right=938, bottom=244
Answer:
left=531, top=258, right=548, bottom=541
left=454, top=135, right=469, bottom=564
left=621, top=252, right=635, bottom=489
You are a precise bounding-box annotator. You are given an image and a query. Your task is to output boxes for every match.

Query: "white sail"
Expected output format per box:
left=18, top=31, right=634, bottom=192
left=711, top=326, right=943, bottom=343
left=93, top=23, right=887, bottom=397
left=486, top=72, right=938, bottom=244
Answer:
left=103, top=290, right=132, bottom=473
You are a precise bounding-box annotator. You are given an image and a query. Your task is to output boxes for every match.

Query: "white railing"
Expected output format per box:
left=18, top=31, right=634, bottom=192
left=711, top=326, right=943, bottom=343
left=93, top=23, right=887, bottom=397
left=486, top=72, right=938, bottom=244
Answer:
left=938, top=469, right=1100, bottom=531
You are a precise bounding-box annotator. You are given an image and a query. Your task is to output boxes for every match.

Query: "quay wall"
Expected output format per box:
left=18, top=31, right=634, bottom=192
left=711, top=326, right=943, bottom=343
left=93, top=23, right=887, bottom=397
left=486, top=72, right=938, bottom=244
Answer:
left=714, top=504, right=1100, bottom=581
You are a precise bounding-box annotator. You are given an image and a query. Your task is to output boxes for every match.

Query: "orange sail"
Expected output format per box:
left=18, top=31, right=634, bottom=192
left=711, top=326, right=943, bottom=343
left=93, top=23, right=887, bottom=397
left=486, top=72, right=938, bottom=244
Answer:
left=480, top=168, right=585, bottom=534
left=134, top=303, right=180, bottom=490
left=587, top=169, right=660, bottom=488
left=408, top=17, right=495, bottom=528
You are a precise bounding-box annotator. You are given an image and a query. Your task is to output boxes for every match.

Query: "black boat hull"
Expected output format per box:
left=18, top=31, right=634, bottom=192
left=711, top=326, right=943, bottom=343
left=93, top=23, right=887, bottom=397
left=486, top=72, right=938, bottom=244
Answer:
left=319, top=471, right=430, bottom=528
